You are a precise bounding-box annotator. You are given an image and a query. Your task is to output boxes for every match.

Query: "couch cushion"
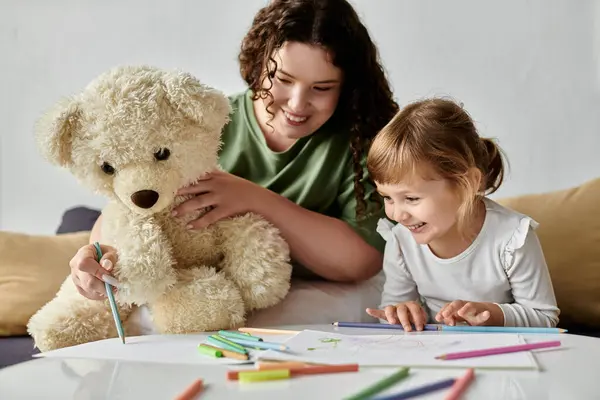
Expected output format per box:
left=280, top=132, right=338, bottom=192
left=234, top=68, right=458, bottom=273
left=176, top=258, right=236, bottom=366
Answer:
left=497, top=177, right=600, bottom=330
left=0, top=336, right=38, bottom=369
left=0, top=231, right=90, bottom=336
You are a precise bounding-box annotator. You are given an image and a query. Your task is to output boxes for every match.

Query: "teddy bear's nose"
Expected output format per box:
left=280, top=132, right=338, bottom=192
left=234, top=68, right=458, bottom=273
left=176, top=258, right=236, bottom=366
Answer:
left=130, top=190, right=159, bottom=209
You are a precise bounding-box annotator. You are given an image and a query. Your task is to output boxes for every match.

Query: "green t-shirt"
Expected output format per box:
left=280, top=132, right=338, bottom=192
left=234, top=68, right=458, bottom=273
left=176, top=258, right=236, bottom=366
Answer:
left=218, top=90, right=385, bottom=259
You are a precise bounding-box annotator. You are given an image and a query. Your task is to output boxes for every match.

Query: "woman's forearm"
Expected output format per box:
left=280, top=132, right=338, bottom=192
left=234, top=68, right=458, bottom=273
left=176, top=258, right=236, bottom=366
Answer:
left=253, top=189, right=383, bottom=282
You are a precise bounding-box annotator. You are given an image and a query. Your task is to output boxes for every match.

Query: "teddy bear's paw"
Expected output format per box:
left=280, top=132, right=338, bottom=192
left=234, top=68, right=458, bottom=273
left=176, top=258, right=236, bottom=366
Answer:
left=28, top=301, right=121, bottom=352
left=27, top=278, right=133, bottom=352
left=216, top=213, right=293, bottom=312
left=149, top=267, right=246, bottom=334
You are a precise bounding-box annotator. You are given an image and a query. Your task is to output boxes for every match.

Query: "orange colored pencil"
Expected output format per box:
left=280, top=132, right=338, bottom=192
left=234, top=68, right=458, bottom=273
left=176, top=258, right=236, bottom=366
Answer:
left=201, top=344, right=249, bottom=360
left=238, top=327, right=300, bottom=335
left=227, top=364, right=359, bottom=380
left=444, top=368, right=475, bottom=400
left=257, top=361, right=314, bottom=370
left=173, top=378, right=203, bottom=400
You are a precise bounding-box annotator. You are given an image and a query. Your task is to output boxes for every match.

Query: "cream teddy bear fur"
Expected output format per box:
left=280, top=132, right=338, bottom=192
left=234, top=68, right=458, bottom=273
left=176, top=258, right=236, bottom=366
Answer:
left=27, top=65, right=292, bottom=352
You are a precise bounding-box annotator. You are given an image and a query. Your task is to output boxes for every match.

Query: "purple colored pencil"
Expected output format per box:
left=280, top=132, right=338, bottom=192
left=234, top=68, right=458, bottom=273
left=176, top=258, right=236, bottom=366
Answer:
left=333, top=321, right=440, bottom=331
left=372, top=378, right=456, bottom=400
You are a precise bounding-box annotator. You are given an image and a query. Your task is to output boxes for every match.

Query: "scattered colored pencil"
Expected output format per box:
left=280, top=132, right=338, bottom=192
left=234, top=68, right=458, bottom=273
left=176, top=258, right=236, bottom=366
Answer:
left=93, top=242, right=125, bottom=344
left=257, top=361, right=314, bottom=370
left=218, top=330, right=263, bottom=342
left=173, top=378, right=204, bottom=400
left=222, top=336, right=289, bottom=351
left=444, top=368, right=475, bottom=400
left=343, top=367, right=410, bottom=400
left=333, top=321, right=567, bottom=334
left=205, top=336, right=247, bottom=355
left=372, top=378, right=456, bottom=400
left=228, top=364, right=359, bottom=380
left=333, top=322, right=439, bottom=331
left=437, top=325, right=567, bottom=334
left=436, top=340, right=561, bottom=360
left=197, top=344, right=222, bottom=358
left=238, top=369, right=291, bottom=383
left=201, top=344, right=249, bottom=361
left=238, top=327, right=300, bottom=335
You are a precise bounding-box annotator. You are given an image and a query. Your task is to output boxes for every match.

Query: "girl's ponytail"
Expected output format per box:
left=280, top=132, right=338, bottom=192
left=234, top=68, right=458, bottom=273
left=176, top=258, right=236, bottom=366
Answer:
left=481, top=138, right=505, bottom=195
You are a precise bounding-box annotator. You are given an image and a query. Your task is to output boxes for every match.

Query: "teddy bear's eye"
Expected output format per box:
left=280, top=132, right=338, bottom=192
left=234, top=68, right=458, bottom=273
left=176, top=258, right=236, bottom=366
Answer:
left=154, top=148, right=171, bottom=161
left=101, top=162, right=115, bottom=175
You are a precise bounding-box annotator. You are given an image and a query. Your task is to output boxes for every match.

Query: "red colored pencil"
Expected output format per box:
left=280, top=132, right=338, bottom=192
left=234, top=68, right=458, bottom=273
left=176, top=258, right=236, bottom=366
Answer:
left=436, top=340, right=561, bottom=360
left=173, top=379, right=203, bottom=400
left=444, top=368, right=475, bottom=400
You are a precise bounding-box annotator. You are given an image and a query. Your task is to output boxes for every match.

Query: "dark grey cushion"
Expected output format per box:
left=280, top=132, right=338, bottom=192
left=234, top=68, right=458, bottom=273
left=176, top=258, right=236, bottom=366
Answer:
left=56, top=206, right=101, bottom=234
left=0, top=336, right=38, bottom=369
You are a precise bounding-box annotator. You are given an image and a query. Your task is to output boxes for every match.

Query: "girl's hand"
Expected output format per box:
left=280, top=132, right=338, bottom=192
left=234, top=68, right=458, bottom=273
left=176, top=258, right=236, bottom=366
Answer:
left=366, top=301, right=428, bottom=331
left=173, top=170, right=266, bottom=229
left=435, top=300, right=503, bottom=326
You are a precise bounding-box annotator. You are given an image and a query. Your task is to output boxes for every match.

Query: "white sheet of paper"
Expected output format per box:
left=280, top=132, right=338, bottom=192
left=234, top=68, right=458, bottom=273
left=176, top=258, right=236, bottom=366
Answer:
left=34, top=334, right=262, bottom=365
left=258, top=330, right=539, bottom=370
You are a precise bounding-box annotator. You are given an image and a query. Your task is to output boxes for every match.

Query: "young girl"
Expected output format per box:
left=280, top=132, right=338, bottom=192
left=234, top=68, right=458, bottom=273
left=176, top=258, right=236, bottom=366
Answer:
left=365, top=98, right=560, bottom=330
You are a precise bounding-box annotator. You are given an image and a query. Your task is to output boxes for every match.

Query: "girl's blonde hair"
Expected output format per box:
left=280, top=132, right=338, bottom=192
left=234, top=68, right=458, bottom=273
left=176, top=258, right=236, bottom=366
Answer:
left=367, top=98, right=506, bottom=234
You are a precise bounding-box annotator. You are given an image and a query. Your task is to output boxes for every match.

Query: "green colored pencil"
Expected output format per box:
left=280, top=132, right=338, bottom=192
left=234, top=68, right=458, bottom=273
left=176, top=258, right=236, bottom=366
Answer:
left=343, top=367, right=410, bottom=400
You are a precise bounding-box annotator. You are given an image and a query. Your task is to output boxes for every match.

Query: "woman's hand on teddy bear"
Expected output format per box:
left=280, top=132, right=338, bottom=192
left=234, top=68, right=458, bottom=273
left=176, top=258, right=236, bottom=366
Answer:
left=70, top=244, right=120, bottom=300
left=173, top=170, right=266, bottom=229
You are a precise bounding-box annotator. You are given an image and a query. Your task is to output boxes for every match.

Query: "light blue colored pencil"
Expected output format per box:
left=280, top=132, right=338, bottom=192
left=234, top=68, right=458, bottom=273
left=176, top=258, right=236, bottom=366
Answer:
left=439, top=326, right=567, bottom=334
left=224, top=336, right=289, bottom=351
left=206, top=336, right=248, bottom=354
left=93, top=242, right=126, bottom=344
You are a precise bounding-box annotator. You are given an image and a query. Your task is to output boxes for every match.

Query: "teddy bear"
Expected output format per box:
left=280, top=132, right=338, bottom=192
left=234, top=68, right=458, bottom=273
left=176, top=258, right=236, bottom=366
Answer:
left=27, top=65, right=293, bottom=352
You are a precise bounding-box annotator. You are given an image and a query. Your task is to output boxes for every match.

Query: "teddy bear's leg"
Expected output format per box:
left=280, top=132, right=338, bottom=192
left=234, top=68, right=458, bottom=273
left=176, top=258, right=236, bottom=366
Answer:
left=149, top=267, right=245, bottom=333
left=215, top=213, right=293, bottom=313
left=27, top=277, right=134, bottom=352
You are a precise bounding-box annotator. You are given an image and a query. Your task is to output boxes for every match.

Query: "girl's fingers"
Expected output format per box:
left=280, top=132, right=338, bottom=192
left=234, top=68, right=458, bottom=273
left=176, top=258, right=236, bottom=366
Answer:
left=384, top=305, right=400, bottom=325
left=395, top=305, right=413, bottom=331
left=366, top=308, right=387, bottom=320
left=406, top=302, right=426, bottom=331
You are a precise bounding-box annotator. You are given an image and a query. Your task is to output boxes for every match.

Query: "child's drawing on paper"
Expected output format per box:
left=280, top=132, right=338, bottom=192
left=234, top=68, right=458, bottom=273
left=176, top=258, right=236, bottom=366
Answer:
left=257, top=330, right=538, bottom=370
left=307, top=337, right=342, bottom=351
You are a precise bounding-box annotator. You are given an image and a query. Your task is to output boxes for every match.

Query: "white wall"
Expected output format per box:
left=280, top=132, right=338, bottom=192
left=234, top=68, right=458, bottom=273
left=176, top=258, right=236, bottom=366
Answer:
left=1, top=0, right=599, bottom=235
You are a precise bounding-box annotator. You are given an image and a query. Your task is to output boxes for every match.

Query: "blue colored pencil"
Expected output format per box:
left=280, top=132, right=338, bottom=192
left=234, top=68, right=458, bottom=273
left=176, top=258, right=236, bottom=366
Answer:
left=372, top=378, right=456, bottom=400
left=223, top=336, right=289, bottom=351
left=333, top=322, right=440, bottom=331
left=438, top=325, right=567, bottom=334
left=93, top=242, right=126, bottom=344
left=333, top=322, right=567, bottom=334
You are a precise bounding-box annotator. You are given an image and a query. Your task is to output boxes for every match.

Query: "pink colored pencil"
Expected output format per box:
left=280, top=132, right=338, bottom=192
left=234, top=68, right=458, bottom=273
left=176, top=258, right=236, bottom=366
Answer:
left=436, top=340, right=561, bottom=360
left=444, top=368, right=475, bottom=400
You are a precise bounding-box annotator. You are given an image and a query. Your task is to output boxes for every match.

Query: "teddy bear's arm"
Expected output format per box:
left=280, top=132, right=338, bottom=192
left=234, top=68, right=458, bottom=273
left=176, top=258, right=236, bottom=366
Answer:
left=102, top=203, right=177, bottom=305
left=214, top=212, right=292, bottom=312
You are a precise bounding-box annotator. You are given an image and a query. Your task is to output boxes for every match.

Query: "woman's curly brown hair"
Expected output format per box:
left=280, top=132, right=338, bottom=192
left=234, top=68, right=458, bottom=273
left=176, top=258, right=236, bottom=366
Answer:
left=239, top=0, right=398, bottom=219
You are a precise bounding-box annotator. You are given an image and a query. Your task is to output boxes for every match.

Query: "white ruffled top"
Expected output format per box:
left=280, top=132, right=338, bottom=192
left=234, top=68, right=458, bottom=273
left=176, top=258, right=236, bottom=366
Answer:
left=376, top=197, right=560, bottom=327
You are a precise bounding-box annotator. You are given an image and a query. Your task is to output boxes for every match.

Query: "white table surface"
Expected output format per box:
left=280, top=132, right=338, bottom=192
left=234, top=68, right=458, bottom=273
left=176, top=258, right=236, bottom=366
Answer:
left=1, top=324, right=598, bottom=399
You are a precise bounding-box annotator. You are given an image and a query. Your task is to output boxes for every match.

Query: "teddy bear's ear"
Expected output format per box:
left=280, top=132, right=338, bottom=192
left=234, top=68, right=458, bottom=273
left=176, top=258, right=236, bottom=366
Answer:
left=162, top=71, right=231, bottom=133
left=34, top=97, right=81, bottom=167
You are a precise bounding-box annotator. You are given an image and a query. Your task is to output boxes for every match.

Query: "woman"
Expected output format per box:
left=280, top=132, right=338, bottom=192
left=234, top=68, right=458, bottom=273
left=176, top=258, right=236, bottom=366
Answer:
left=70, top=0, right=399, bottom=315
